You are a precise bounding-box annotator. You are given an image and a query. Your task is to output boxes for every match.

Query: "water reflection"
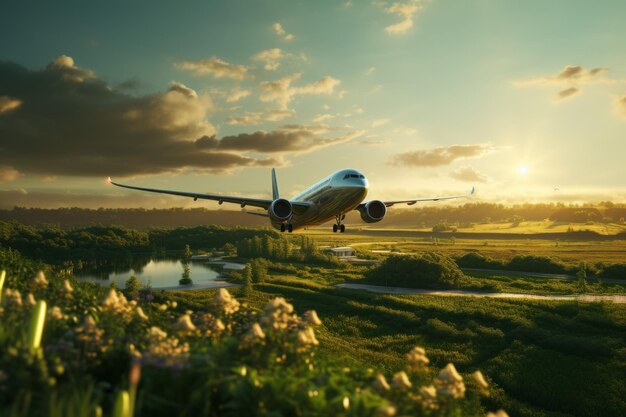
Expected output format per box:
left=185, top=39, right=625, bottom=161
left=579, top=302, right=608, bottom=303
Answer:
left=73, top=255, right=222, bottom=288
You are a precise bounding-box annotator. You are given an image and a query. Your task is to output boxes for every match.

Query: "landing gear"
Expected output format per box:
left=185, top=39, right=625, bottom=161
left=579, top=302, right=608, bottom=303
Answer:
left=281, top=224, right=286, bottom=233
left=333, top=214, right=346, bottom=233
left=287, top=224, right=293, bottom=233
left=280, top=223, right=293, bottom=233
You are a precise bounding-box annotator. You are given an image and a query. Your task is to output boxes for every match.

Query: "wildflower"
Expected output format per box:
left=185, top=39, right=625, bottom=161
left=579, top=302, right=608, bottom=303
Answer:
left=142, top=326, right=189, bottom=368
left=48, top=306, right=65, bottom=320
left=406, top=346, right=430, bottom=370
left=392, top=371, right=412, bottom=390
left=419, top=385, right=438, bottom=409
left=61, top=279, right=73, bottom=296
left=241, top=323, right=265, bottom=347
left=75, top=316, right=110, bottom=358
left=102, top=289, right=133, bottom=319
left=212, top=288, right=240, bottom=315
left=34, top=271, right=48, bottom=287
left=297, top=327, right=319, bottom=348
left=486, top=411, right=509, bottom=417
left=472, top=370, right=489, bottom=395
left=372, top=373, right=390, bottom=391
left=303, top=310, right=322, bottom=326
left=128, top=344, right=142, bottom=360
left=135, top=307, right=148, bottom=321
left=262, top=297, right=296, bottom=330
left=25, top=293, right=36, bottom=306
left=3, top=288, right=23, bottom=308
left=435, top=363, right=465, bottom=399
left=173, top=314, right=196, bottom=333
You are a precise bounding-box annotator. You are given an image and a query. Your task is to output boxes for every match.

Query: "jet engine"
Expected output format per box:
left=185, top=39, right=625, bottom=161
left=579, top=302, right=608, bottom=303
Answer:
left=269, top=198, right=293, bottom=222
left=358, top=200, right=387, bottom=223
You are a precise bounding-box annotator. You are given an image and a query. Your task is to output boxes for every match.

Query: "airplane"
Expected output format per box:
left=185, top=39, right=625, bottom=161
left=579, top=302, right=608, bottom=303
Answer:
left=108, top=168, right=474, bottom=233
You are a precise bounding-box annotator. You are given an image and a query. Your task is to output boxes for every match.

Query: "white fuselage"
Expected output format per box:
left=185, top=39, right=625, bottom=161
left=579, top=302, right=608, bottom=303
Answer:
left=273, top=169, right=368, bottom=230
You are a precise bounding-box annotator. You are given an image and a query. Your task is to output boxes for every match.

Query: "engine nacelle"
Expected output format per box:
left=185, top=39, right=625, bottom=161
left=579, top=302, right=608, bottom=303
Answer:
left=269, top=198, right=293, bottom=222
left=358, top=200, right=387, bottom=223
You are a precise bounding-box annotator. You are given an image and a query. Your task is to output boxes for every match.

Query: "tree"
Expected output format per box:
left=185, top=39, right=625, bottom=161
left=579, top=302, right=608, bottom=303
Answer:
left=577, top=262, right=587, bottom=292
left=242, top=265, right=253, bottom=297
left=125, top=275, right=142, bottom=299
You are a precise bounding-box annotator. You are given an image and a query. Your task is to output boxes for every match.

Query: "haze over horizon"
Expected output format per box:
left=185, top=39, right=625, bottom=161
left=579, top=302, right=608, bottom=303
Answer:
left=1, top=0, right=625, bottom=209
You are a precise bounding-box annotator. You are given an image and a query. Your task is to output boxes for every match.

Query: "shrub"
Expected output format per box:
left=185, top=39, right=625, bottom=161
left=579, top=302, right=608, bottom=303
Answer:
left=598, top=263, right=626, bottom=280
left=455, top=253, right=504, bottom=270
left=364, top=253, right=466, bottom=289
left=507, top=255, right=569, bottom=274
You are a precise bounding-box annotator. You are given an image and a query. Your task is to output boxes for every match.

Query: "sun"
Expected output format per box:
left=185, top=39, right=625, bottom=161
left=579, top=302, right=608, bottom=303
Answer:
left=517, top=165, right=528, bottom=176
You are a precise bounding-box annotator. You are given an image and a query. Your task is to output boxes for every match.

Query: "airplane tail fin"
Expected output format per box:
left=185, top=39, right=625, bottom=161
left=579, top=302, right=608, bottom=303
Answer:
left=271, top=168, right=279, bottom=200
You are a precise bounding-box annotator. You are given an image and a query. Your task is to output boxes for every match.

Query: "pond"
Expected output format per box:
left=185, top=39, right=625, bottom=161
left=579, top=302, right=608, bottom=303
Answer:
left=75, top=257, right=226, bottom=289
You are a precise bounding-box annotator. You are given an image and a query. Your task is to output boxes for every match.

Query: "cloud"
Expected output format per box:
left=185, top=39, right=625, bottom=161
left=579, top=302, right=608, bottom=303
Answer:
left=384, top=1, right=425, bottom=34
left=260, top=73, right=341, bottom=109
left=390, top=144, right=492, bottom=167
left=364, top=67, right=376, bottom=76
left=313, top=113, right=340, bottom=123
left=226, top=109, right=296, bottom=125
left=449, top=166, right=491, bottom=183
left=175, top=57, right=250, bottom=79
left=556, top=87, right=580, bottom=100
left=225, top=87, right=251, bottom=103
left=253, top=48, right=284, bottom=71
left=616, top=94, right=626, bottom=119
left=516, top=65, right=608, bottom=86
left=0, top=56, right=281, bottom=177
left=0, top=166, right=20, bottom=182
left=371, top=118, right=391, bottom=128
left=273, top=23, right=295, bottom=41
left=0, top=95, right=22, bottom=113
left=195, top=126, right=364, bottom=154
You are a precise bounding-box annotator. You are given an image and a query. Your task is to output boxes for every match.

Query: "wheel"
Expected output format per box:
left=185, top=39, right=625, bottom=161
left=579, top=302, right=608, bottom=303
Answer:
left=280, top=224, right=285, bottom=233
left=287, top=224, right=293, bottom=233
left=333, top=224, right=338, bottom=233
left=340, top=224, right=346, bottom=233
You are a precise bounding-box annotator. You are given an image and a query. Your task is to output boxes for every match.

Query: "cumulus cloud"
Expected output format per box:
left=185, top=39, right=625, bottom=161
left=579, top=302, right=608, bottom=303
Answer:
left=273, top=23, right=294, bottom=41
left=0, top=56, right=282, bottom=177
left=175, top=57, right=250, bottom=79
left=253, top=48, right=284, bottom=71
left=449, top=166, right=491, bottom=183
left=195, top=126, right=364, bottom=154
left=226, top=109, right=296, bottom=125
left=616, top=94, right=626, bottom=119
left=515, top=65, right=615, bottom=100
left=556, top=87, right=580, bottom=100
left=390, top=144, right=492, bottom=167
left=225, top=87, right=251, bottom=103
left=0, top=166, right=20, bottom=182
left=384, top=0, right=426, bottom=34
left=260, top=73, right=341, bottom=109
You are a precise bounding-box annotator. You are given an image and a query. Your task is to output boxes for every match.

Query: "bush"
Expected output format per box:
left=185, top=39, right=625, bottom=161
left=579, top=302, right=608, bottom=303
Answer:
left=507, top=255, right=569, bottom=274
left=125, top=275, right=142, bottom=298
left=599, top=263, right=626, bottom=280
left=364, top=253, right=466, bottom=289
left=455, top=253, right=504, bottom=270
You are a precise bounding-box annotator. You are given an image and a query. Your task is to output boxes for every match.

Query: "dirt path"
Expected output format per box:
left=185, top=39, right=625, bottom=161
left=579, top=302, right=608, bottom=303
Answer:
left=336, top=283, right=626, bottom=303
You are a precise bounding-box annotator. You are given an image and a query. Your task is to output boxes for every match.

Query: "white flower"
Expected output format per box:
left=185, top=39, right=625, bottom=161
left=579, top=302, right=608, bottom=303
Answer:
left=34, top=271, right=48, bottom=287
left=213, top=288, right=240, bottom=314
left=61, top=279, right=73, bottom=295
left=303, top=310, right=322, bottom=326
left=406, top=346, right=430, bottom=370
left=392, top=371, right=412, bottom=390
left=241, top=323, right=265, bottom=347
left=435, top=363, right=465, bottom=399
left=297, top=327, right=319, bottom=347
left=372, top=373, right=390, bottom=391
left=173, top=314, right=196, bottom=333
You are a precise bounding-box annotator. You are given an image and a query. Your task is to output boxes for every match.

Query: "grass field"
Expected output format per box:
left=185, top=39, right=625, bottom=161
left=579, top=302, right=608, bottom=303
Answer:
left=164, top=226, right=626, bottom=417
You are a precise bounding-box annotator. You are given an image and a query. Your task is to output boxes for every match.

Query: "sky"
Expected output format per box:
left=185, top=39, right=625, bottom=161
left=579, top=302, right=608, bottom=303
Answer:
left=1, top=0, right=625, bottom=209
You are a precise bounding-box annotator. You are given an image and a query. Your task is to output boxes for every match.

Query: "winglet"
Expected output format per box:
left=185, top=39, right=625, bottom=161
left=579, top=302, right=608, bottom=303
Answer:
left=106, top=176, right=112, bottom=185
left=470, top=185, right=475, bottom=195
left=271, top=168, right=279, bottom=200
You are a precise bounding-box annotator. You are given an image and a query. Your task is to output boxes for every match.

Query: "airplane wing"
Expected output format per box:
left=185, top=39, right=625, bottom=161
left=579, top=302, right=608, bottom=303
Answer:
left=359, top=186, right=475, bottom=209
left=108, top=177, right=312, bottom=211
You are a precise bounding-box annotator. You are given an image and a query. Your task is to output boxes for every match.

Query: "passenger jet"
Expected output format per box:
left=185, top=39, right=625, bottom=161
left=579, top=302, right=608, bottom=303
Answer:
left=108, top=169, right=474, bottom=233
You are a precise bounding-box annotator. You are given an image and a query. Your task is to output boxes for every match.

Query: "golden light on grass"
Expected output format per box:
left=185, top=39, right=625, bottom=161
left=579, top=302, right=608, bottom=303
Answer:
left=0, top=270, right=5, bottom=303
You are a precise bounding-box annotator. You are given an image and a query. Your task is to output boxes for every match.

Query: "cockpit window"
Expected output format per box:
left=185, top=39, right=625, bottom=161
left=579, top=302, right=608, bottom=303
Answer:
left=359, top=174, right=365, bottom=179
left=343, top=173, right=364, bottom=179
